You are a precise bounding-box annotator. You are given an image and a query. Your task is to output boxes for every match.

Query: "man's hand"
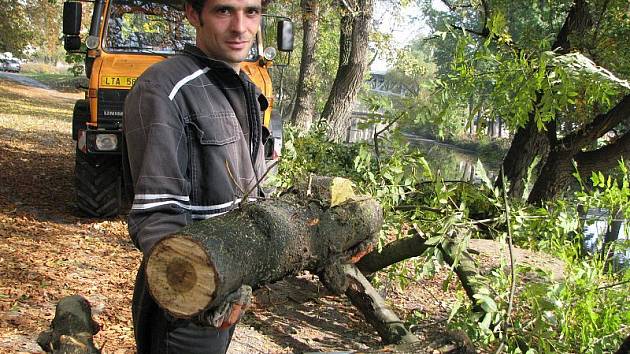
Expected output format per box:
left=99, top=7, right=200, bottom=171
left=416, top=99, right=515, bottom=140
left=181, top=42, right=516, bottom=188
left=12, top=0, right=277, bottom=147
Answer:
left=208, top=285, right=252, bottom=329
left=219, top=302, right=248, bottom=329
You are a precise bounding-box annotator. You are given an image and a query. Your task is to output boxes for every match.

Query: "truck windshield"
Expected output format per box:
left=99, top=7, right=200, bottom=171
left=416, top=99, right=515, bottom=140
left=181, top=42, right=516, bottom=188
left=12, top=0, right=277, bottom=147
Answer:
left=103, top=0, right=258, bottom=59
left=104, top=0, right=193, bottom=54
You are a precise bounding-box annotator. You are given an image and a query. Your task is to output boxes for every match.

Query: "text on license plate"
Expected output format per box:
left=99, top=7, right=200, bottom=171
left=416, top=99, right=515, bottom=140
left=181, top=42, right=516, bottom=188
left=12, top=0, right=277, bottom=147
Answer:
left=101, top=76, right=137, bottom=87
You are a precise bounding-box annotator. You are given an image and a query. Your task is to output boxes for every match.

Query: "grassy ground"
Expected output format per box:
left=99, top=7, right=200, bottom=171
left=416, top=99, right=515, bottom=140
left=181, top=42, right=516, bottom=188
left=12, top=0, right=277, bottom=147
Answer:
left=20, top=72, right=87, bottom=93
left=20, top=62, right=87, bottom=93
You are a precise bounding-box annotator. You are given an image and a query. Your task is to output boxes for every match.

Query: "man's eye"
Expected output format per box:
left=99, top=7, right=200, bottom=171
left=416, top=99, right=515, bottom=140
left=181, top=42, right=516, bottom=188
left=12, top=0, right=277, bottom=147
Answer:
left=246, top=8, right=260, bottom=16
left=216, top=8, right=231, bottom=15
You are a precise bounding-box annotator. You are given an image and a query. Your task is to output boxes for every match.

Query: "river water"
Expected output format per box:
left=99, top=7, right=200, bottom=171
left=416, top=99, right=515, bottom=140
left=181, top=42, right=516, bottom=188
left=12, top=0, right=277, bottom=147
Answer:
left=403, top=133, right=501, bottom=182
left=405, top=134, right=629, bottom=270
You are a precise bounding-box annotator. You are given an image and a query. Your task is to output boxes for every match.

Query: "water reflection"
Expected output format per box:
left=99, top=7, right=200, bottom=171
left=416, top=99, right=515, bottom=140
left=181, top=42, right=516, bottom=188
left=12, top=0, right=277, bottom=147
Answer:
left=583, top=208, right=629, bottom=271
left=404, top=134, right=500, bottom=182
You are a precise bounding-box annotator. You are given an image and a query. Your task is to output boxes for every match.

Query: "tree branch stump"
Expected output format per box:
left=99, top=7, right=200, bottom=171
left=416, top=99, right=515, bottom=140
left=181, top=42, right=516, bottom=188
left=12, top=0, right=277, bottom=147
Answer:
left=37, top=295, right=100, bottom=354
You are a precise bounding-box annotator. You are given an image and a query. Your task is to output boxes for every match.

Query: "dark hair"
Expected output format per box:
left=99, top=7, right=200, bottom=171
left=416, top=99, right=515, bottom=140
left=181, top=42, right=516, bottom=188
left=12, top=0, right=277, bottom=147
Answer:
left=186, top=0, right=205, bottom=14
left=185, top=0, right=270, bottom=15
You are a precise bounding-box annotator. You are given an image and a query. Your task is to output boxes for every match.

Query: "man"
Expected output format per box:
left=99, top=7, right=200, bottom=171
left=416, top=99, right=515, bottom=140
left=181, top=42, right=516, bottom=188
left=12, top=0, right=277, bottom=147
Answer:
left=123, top=0, right=267, bottom=351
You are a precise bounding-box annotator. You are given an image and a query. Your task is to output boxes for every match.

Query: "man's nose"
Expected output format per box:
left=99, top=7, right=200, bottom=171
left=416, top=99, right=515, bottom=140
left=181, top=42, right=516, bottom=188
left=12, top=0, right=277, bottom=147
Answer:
left=230, top=13, right=246, bottom=33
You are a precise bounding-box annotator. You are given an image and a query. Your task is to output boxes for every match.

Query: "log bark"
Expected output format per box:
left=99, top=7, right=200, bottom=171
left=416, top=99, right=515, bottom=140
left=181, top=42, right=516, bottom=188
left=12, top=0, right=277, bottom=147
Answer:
left=37, top=295, right=100, bottom=354
left=145, top=179, right=383, bottom=319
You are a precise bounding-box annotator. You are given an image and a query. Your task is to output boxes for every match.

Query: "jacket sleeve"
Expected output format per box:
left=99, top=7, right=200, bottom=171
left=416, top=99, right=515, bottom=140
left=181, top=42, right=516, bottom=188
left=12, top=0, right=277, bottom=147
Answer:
left=123, top=79, right=191, bottom=255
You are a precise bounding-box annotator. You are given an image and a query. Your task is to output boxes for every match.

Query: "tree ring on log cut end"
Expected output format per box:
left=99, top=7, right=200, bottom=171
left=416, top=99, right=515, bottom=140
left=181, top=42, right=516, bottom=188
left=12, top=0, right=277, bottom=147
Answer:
left=146, top=236, right=217, bottom=318
left=166, top=257, right=197, bottom=292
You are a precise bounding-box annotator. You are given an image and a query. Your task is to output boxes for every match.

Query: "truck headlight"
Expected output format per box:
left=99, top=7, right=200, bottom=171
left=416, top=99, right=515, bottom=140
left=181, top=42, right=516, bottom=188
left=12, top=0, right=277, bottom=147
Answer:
left=86, top=35, right=100, bottom=50
left=263, top=47, right=277, bottom=61
left=95, top=134, right=118, bottom=151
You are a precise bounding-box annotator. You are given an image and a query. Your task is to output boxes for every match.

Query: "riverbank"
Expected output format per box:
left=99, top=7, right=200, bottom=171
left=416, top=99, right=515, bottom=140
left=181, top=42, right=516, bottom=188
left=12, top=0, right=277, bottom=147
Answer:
left=402, top=130, right=510, bottom=164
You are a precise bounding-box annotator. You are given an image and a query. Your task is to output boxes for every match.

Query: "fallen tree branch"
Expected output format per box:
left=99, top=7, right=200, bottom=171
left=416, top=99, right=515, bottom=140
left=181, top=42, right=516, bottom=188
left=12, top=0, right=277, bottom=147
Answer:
left=495, top=169, right=518, bottom=354
left=356, top=233, right=483, bottom=309
left=342, top=264, right=419, bottom=344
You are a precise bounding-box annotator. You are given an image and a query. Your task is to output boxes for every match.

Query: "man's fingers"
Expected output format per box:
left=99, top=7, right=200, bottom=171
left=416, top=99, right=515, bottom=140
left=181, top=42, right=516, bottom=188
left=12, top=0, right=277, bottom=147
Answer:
left=219, top=304, right=243, bottom=329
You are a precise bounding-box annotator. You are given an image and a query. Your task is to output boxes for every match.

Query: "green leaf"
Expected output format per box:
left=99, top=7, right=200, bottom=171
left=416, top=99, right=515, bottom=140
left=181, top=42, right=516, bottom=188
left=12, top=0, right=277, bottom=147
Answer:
left=475, top=160, right=494, bottom=191
left=448, top=300, right=462, bottom=322
left=474, top=294, right=498, bottom=313
left=424, top=236, right=443, bottom=246
left=480, top=312, right=492, bottom=330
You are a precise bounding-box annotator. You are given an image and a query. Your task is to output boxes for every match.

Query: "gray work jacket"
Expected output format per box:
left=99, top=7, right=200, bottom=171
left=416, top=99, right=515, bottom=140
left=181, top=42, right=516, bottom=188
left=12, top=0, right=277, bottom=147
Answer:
left=123, top=45, right=267, bottom=255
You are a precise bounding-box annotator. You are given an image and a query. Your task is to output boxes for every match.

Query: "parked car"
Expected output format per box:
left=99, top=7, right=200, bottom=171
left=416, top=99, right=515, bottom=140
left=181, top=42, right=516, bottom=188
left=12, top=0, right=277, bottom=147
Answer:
left=0, top=59, right=8, bottom=71
left=5, top=59, right=21, bottom=73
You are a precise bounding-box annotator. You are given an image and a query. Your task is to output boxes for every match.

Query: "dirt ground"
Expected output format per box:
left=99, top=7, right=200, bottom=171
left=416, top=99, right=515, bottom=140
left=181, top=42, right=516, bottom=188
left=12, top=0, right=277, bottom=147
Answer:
left=0, top=77, right=564, bottom=353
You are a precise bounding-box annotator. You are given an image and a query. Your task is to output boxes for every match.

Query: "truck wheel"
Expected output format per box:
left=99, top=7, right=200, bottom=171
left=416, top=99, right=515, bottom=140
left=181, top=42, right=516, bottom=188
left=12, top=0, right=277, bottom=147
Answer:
left=74, top=149, right=122, bottom=218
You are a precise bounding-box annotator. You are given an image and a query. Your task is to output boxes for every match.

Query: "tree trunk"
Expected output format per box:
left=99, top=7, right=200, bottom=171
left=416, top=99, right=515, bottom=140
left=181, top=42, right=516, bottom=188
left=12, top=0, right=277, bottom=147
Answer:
left=145, top=178, right=383, bottom=319
left=602, top=207, right=624, bottom=262
left=320, top=0, right=373, bottom=142
left=575, top=129, right=630, bottom=179
left=526, top=150, right=574, bottom=203
left=499, top=116, right=550, bottom=199
left=498, top=0, right=596, bottom=200
left=527, top=96, right=630, bottom=203
left=37, top=295, right=100, bottom=354
left=289, top=0, right=320, bottom=132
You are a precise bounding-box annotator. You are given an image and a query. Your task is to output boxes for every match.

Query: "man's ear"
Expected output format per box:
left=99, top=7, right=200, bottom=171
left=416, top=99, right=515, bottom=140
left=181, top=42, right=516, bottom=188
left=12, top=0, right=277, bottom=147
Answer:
left=185, top=3, right=202, bottom=27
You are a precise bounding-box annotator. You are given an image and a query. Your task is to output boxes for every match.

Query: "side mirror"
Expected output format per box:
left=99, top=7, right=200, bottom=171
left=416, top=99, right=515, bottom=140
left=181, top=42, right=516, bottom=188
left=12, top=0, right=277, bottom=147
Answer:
left=276, top=20, right=294, bottom=52
left=63, top=2, right=82, bottom=35
left=64, top=36, right=83, bottom=52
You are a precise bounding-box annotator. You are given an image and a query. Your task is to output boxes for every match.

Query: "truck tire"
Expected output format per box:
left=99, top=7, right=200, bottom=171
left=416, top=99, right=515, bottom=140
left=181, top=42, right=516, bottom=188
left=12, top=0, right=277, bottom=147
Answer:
left=72, top=100, right=89, bottom=141
left=74, top=149, right=122, bottom=218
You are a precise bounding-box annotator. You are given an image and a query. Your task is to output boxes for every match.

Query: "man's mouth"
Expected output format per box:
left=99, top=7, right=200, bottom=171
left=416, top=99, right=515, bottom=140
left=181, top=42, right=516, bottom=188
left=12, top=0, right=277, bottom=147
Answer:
left=225, top=40, right=249, bottom=50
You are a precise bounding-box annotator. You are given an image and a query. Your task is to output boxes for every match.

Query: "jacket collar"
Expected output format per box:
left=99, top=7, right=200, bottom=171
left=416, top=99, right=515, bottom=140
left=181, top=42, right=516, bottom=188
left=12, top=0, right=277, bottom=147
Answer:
left=182, top=44, right=259, bottom=85
left=182, top=44, right=239, bottom=72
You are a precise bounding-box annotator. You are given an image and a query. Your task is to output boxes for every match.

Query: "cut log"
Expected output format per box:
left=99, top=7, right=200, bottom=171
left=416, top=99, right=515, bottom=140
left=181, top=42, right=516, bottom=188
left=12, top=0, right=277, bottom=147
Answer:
left=37, top=295, right=100, bottom=354
left=145, top=178, right=383, bottom=319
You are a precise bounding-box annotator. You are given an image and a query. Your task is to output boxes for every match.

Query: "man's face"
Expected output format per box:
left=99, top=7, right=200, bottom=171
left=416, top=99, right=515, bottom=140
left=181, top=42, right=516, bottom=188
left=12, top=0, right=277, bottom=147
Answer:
left=186, top=0, right=262, bottom=70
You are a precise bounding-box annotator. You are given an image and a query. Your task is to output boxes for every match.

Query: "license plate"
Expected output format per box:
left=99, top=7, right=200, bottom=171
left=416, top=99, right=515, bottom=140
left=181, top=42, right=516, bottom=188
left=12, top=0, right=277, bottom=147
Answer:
left=101, top=76, right=137, bottom=88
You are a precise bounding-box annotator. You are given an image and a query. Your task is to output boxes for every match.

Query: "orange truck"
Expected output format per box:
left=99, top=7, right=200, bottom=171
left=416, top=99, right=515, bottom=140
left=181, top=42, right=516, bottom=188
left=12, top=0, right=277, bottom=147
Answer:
left=62, top=0, right=293, bottom=217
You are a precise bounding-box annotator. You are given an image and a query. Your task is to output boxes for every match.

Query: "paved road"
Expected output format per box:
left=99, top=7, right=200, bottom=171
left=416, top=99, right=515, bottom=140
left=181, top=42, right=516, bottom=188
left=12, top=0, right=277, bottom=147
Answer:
left=0, top=71, right=50, bottom=89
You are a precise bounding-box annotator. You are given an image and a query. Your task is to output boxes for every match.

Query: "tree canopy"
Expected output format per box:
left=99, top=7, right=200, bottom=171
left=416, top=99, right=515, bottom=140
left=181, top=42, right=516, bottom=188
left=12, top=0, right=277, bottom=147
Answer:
left=0, top=0, right=33, bottom=55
